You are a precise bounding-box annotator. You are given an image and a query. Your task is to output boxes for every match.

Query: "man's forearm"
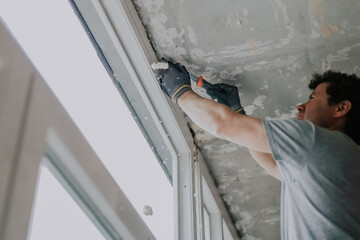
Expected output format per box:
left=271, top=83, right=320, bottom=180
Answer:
left=178, top=90, right=235, bottom=138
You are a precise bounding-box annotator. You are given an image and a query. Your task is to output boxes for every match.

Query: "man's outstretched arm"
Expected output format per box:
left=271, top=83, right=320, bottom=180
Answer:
left=178, top=90, right=271, bottom=153
left=179, top=90, right=282, bottom=180
left=199, top=79, right=282, bottom=180
left=157, top=60, right=280, bottom=179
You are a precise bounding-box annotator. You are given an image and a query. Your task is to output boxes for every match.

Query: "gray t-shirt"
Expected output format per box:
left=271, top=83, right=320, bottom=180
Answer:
left=263, top=119, right=360, bottom=240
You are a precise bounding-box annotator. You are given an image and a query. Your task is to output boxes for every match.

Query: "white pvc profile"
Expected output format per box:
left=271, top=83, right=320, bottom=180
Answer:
left=44, top=130, right=142, bottom=240
left=193, top=150, right=204, bottom=240
left=71, top=0, right=197, bottom=239
left=70, top=0, right=241, bottom=239
left=202, top=176, right=223, bottom=240
left=198, top=153, right=240, bottom=240
left=71, top=0, right=177, bottom=181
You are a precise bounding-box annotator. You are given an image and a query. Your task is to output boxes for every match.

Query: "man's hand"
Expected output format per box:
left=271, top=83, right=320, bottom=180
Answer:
left=206, top=83, right=246, bottom=114
left=157, top=61, right=192, bottom=104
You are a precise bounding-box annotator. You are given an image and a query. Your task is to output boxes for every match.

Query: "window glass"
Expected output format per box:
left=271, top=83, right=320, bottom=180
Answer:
left=28, top=161, right=105, bottom=240
left=0, top=1, right=173, bottom=239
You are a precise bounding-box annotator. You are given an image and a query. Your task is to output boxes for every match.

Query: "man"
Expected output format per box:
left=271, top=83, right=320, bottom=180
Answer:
left=158, top=61, right=360, bottom=239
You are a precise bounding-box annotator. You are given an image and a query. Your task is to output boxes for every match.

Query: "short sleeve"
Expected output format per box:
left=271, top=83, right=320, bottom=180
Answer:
left=263, top=119, right=315, bottom=163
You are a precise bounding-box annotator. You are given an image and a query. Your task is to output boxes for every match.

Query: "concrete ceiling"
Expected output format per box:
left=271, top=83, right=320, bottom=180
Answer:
left=132, top=0, right=360, bottom=239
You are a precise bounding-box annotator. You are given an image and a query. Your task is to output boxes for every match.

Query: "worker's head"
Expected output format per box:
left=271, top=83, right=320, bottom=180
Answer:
left=296, top=70, right=360, bottom=144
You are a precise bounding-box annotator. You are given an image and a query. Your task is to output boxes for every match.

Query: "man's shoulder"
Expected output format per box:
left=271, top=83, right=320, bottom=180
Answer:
left=264, top=118, right=358, bottom=145
left=314, top=124, right=360, bottom=153
left=263, top=119, right=316, bottom=163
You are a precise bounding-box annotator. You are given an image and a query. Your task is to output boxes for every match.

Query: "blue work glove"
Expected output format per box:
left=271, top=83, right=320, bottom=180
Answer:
left=157, top=61, right=192, bottom=104
left=206, top=83, right=246, bottom=114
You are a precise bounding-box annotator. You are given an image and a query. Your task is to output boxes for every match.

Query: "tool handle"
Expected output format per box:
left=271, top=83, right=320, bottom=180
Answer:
left=190, top=74, right=213, bottom=90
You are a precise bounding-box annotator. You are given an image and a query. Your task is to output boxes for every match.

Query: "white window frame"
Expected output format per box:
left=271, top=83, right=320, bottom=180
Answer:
left=202, top=177, right=223, bottom=239
left=0, top=20, right=154, bottom=240
left=0, top=0, right=241, bottom=238
left=68, top=0, right=197, bottom=238
left=194, top=152, right=239, bottom=240
left=68, top=0, right=240, bottom=239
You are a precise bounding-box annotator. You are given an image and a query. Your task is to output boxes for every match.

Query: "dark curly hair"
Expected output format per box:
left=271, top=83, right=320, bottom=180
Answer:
left=308, top=70, right=360, bottom=145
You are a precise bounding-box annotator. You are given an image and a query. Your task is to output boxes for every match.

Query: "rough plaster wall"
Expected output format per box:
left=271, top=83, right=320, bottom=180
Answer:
left=132, top=0, right=360, bottom=239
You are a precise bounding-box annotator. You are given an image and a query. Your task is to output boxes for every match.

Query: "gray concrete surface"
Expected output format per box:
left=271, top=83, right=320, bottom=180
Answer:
left=132, top=0, right=360, bottom=239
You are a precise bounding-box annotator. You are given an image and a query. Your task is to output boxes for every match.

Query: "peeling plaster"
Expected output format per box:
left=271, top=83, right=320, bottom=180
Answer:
left=226, top=9, right=249, bottom=27
left=308, top=0, right=345, bottom=40
left=216, top=38, right=291, bottom=61
left=238, top=211, right=255, bottom=231
left=241, top=54, right=303, bottom=72
left=260, top=80, right=269, bottom=90
left=245, top=105, right=256, bottom=115
left=268, top=0, right=295, bottom=39
left=190, top=49, right=217, bottom=63
left=310, top=16, right=321, bottom=39
left=218, top=168, right=269, bottom=185
left=309, top=0, right=325, bottom=16
left=133, top=0, right=187, bottom=58
left=322, top=43, right=360, bottom=71
left=219, top=70, right=237, bottom=81
left=231, top=189, right=252, bottom=202
left=266, top=108, right=299, bottom=120
left=186, top=26, right=198, bottom=46
left=253, top=95, right=266, bottom=107
left=245, top=95, right=266, bottom=115
left=201, top=66, right=218, bottom=80
left=319, top=25, right=332, bottom=39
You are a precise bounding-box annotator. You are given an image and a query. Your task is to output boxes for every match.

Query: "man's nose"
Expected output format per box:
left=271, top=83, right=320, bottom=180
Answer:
left=297, top=104, right=304, bottom=113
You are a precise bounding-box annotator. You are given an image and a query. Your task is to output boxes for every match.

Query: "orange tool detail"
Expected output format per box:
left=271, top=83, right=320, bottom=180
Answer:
left=196, top=75, right=204, bottom=87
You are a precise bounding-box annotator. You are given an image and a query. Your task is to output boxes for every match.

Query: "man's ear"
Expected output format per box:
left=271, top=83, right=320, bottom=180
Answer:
left=334, top=100, right=352, bottom=118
